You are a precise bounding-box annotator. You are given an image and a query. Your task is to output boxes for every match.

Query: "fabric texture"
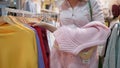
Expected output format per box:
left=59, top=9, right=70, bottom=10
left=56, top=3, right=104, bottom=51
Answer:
left=50, top=0, right=110, bottom=68
left=54, top=21, right=110, bottom=55
left=116, top=26, right=120, bottom=68
left=34, top=26, right=50, bottom=68
left=9, top=16, right=45, bottom=68
left=0, top=23, right=38, bottom=68
left=103, top=23, right=120, bottom=68
left=25, top=25, right=45, bottom=68
left=40, top=27, right=50, bottom=68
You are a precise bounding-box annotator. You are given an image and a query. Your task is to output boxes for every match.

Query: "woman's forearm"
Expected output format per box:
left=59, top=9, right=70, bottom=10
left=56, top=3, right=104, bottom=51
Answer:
left=43, top=23, right=57, bottom=33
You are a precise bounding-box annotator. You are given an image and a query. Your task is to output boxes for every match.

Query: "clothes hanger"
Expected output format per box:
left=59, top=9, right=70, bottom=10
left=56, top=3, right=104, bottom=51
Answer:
left=0, top=16, right=15, bottom=25
left=0, top=16, right=7, bottom=25
left=9, top=16, right=26, bottom=25
left=15, top=17, right=25, bottom=24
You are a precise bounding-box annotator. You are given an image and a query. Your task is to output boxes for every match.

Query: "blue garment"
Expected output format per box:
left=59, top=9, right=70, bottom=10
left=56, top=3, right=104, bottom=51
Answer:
left=103, top=23, right=120, bottom=68
left=24, top=24, right=45, bottom=68
left=116, top=24, right=120, bottom=68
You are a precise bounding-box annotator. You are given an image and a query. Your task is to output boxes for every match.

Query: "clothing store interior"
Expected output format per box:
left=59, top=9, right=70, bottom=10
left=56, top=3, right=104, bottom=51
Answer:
left=0, top=0, right=120, bottom=68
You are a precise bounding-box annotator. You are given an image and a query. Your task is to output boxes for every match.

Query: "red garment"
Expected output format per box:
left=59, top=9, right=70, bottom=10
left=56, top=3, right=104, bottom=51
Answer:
left=41, top=27, right=50, bottom=68
left=41, top=27, right=50, bottom=59
left=112, top=4, right=120, bottom=18
left=33, top=26, right=50, bottom=68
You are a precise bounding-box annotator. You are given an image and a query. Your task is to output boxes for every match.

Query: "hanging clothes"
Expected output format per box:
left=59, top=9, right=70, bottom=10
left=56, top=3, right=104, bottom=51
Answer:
left=0, top=15, right=50, bottom=68
left=24, top=17, right=50, bottom=68
left=27, top=20, right=50, bottom=68
left=0, top=18, right=38, bottom=68
left=14, top=16, right=50, bottom=68
left=33, top=26, right=50, bottom=68
left=41, top=27, right=50, bottom=68
left=9, top=16, right=45, bottom=68
left=103, top=23, right=120, bottom=68
left=40, top=27, right=50, bottom=61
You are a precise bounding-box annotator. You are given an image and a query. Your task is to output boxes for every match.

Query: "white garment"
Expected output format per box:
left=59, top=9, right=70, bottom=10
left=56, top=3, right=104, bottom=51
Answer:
left=24, top=0, right=41, bottom=14
left=59, top=0, right=105, bottom=27
left=47, top=21, right=60, bottom=50
left=50, top=0, right=107, bottom=68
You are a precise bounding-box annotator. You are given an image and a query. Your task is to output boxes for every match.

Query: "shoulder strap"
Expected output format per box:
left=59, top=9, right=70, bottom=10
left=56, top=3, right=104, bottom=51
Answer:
left=88, top=0, right=93, bottom=21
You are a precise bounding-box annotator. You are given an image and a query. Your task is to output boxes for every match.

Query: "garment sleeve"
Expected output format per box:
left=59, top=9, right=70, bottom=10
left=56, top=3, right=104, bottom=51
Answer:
left=91, top=0, right=105, bottom=23
left=53, top=21, right=110, bottom=55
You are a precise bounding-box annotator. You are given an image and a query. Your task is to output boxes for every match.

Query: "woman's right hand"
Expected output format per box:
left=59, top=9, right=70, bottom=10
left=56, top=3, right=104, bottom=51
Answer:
left=32, top=22, right=57, bottom=33
left=32, top=22, right=46, bottom=27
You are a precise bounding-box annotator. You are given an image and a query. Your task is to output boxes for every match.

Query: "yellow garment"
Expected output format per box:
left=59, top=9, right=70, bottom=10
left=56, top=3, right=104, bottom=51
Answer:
left=105, top=22, right=109, bottom=27
left=8, top=16, right=38, bottom=56
left=79, top=46, right=97, bottom=60
left=8, top=16, right=38, bottom=55
left=0, top=19, right=38, bottom=68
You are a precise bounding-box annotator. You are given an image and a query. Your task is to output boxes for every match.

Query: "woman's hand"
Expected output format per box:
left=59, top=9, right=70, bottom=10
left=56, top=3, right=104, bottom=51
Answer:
left=32, top=22, right=57, bottom=33
left=32, top=22, right=46, bottom=27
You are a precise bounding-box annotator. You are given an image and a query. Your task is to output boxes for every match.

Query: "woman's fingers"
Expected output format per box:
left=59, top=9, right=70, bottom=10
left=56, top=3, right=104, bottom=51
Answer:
left=32, top=23, right=39, bottom=27
left=32, top=22, right=45, bottom=27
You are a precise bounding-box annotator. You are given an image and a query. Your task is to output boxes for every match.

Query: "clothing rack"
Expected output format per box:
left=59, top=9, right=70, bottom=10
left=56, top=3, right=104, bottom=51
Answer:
left=1, top=8, right=58, bottom=22
left=40, top=9, right=58, bottom=15
left=36, top=9, right=59, bottom=22
left=2, top=8, right=58, bottom=16
left=1, top=8, right=35, bottom=16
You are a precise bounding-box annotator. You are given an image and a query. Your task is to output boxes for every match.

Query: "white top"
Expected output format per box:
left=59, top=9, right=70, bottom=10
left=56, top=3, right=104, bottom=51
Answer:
left=59, top=0, right=105, bottom=27
left=51, top=0, right=110, bottom=68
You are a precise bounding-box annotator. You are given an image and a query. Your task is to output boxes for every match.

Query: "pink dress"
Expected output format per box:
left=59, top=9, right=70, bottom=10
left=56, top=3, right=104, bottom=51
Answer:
left=50, top=0, right=110, bottom=68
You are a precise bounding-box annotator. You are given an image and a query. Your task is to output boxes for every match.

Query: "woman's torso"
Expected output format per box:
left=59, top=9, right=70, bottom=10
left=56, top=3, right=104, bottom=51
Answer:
left=59, top=1, right=91, bottom=27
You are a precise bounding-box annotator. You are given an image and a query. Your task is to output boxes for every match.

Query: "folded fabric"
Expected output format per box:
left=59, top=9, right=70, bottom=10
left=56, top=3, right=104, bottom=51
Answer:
left=54, top=21, right=110, bottom=55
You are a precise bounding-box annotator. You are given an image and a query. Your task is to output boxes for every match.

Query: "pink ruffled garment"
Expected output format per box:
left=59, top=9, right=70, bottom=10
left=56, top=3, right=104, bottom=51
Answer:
left=50, top=0, right=110, bottom=68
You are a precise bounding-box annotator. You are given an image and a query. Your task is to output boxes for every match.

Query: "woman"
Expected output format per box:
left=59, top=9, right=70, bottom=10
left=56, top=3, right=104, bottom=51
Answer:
left=33, top=0, right=110, bottom=68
